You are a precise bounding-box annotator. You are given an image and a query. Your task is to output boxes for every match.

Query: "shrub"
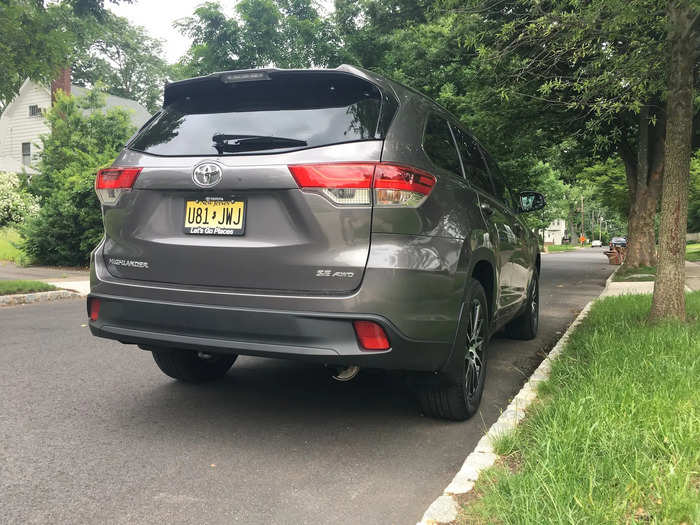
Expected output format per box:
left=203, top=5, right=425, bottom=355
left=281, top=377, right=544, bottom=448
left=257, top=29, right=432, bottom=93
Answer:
left=22, top=88, right=135, bottom=266
left=0, top=172, right=39, bottom=227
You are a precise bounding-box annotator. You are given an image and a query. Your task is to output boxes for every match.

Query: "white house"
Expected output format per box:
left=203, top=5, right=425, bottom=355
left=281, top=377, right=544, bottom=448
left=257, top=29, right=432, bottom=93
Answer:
left=544, top=218, right=568, bottom=245
left=0, top=73, right=150, bottom=173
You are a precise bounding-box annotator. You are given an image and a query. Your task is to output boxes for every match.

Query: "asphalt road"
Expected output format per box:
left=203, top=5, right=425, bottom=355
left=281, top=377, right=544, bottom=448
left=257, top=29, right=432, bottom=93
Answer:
left=1, top=249, right=613, bottom=525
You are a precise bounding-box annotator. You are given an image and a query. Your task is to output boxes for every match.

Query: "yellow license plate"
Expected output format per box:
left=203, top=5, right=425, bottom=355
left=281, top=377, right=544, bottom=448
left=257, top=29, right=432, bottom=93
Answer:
left=184, top=199, right=246, bottom=235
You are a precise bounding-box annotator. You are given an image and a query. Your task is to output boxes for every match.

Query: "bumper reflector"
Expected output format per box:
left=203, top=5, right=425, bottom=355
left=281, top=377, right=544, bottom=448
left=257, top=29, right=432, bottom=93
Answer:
left=353, top=320, right=390, bottom=351
left=88, top=298, right=100, bottom=321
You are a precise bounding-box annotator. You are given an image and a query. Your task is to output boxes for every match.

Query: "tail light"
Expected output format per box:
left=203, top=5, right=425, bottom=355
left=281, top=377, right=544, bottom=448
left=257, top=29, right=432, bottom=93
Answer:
left=88, top=297, right=100, bottom=321
left=353, top=320, right=390, bottom=350
left=288, top=163, right=375, bottom=205
left=373, top=164, right=436, bottom=206
left=288, top=163, right=436, bottom=207
left=95, top=167, right=142, bottom=205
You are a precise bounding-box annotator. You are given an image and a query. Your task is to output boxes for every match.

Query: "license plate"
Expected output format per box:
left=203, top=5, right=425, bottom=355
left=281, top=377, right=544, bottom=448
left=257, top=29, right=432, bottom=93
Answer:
left=184, top=199, right=246, bottom=235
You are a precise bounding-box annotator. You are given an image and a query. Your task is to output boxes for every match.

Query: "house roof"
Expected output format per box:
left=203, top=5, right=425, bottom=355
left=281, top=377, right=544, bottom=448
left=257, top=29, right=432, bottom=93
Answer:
left=0, top=78, right=36, bottom=120
left=71, top=85, right=151, bottom=128
left=0, top=79, right=151, bottom=128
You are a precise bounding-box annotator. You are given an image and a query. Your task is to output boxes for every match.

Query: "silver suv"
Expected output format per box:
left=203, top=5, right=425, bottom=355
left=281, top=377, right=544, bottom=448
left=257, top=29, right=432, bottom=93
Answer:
left=88, top=65, right=545, bottom=420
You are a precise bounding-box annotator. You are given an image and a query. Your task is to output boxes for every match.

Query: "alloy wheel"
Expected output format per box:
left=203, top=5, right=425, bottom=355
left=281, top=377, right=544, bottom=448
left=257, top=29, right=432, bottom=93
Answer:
left=531, top=279, right=539, bottom=332
left=465, top=298, right=486, bottom=399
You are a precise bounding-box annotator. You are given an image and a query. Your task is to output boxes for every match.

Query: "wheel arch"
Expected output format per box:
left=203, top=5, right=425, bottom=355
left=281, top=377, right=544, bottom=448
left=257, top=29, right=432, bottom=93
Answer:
left=468, top=249, right=498, bottom=321
left=436, top=248, right=497, bottom=377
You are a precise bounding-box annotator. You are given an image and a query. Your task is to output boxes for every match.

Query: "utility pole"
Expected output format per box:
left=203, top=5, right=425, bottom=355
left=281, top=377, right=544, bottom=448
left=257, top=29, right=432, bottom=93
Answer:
left=581, top=195, right=585, bottom=244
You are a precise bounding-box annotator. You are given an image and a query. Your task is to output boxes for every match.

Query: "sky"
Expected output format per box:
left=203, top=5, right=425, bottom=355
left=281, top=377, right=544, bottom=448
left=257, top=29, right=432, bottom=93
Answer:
left=109, top=0, right=335, bottom=64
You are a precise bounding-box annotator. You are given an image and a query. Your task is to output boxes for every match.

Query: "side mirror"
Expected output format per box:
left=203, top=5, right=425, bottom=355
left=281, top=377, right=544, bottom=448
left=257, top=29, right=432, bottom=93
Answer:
left=518, top=191, right=546, bottom=213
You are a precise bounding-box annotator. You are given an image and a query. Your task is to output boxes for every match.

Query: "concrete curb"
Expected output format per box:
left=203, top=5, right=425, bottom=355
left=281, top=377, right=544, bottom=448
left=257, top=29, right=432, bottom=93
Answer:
left=0, top=289, right=82, bottom=307
left=417, top=267, right=618, bottom=525
left=605, top=264, right=620, bottom=288
left=540, top=250, right=581, bottom=255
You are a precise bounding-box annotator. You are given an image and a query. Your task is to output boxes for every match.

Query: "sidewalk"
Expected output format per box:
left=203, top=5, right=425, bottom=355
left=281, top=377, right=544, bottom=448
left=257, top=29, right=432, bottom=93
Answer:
left=0, top=261, right=90, bottom=296
left=601, top=260, right=700, bottom=297
left=686, top=260, right=700, bottom=291
left=43, top=280, right=90, bottom=295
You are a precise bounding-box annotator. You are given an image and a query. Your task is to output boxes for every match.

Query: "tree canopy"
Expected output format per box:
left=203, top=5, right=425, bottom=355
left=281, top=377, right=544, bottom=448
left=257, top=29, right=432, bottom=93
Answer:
left=0, top=1, right=73, bottom=109
left=171, top=0, right=345, bottom=79
left=71, top=13, right=168, bottom=112
left=0, top=0, right=133, bottom=109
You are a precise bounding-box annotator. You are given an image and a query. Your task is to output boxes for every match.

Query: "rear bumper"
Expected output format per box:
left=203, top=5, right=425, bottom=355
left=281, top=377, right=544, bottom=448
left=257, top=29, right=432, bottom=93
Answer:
left=88, top=294, right=450, bottom=371
left=88, top=233, right=468, bottom=371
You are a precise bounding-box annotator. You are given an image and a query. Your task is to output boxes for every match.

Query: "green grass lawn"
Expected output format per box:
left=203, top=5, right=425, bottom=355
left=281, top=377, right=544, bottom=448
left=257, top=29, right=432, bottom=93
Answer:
left=613, top=265, right=657, bottom=282
left=0, top=227, right=30, bottom=265
left=458, top=292, right=700, bottom=525
left=0, top=280, right=56, bottom=295
left=545, top=244, right=581, bottom=252
left=687, top=242, right=700, bottom=262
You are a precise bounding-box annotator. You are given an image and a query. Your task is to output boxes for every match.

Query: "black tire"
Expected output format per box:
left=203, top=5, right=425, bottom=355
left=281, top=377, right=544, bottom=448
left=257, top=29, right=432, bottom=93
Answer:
left=418, top=279, right=489, bottom=421
left=505, top=270, right=539, bottom=340
left=151, top=348, right=237, bottom=383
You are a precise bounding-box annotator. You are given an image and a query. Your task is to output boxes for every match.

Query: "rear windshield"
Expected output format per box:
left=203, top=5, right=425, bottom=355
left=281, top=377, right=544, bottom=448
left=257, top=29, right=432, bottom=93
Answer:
left=129, top=72, right=395, bottom=156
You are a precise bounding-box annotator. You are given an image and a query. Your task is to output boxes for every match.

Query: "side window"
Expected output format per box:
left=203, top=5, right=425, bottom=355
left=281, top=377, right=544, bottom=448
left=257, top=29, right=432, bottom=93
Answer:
left=452, top=127, right=494, bottom=195
left=423, top=114, right=461, bottom=175
left=482, top=151, right=517, bottom=210
left=21, top=142, right=31, bottom=166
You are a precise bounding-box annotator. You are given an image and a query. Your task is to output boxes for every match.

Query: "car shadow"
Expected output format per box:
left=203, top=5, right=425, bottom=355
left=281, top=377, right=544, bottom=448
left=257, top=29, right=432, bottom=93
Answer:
left=112, top=357, right=465, bottom=445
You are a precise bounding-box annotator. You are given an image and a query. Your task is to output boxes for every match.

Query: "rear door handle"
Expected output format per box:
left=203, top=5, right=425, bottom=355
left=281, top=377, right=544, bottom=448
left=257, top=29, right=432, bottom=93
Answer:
left=480, top=202, right=494, bottom=217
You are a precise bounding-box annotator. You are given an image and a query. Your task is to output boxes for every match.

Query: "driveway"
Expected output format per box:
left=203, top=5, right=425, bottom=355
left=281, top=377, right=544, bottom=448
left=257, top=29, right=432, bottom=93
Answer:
left=0, top=261, right=88, bottom=281
left=0, top=249, right=613, bottom=525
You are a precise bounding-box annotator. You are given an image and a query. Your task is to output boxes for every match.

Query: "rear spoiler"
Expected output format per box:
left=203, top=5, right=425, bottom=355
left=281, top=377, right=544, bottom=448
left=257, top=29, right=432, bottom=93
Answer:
left=162, top=65, right=398, bottom=108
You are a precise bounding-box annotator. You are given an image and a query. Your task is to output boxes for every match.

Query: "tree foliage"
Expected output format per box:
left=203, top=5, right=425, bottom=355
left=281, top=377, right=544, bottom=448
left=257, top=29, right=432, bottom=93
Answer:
left=0, top=1, right=73, bottom=109
left=335, top=0, right=437, bottom=70
left=0, top=173, right=39, bottom=227
left=171, top=0, right=345, bottom=79
left=72, top=13, right=168, bottom=112
left=454, top=0, right=668, bottom=146
left=0, top=0, right=131, bottom=109
left=580, top=160, right=629, bottom=219
left=689, top=152, right=700, bottom=232
left=22, top=89, right=135, bottom=266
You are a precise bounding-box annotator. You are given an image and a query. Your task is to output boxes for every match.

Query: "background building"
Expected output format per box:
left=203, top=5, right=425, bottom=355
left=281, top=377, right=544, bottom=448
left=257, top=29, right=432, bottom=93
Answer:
left=0, top=71, right=150, bottom=173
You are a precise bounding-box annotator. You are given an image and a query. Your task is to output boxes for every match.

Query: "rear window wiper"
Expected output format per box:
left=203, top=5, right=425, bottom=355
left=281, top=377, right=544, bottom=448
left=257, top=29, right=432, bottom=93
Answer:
left=212, top=134, right=307, bottom=153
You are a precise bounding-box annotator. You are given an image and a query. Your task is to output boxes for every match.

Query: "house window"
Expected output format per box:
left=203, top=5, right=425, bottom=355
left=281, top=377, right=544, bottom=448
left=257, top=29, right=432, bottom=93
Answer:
left=28, top=104, right=41, bottom=117
left=22, top=143, right=31, bottom=166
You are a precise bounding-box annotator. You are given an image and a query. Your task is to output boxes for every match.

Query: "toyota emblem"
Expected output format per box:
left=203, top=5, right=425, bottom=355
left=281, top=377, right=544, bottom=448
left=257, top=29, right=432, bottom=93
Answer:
left=193, top=162, right=223, bottom=188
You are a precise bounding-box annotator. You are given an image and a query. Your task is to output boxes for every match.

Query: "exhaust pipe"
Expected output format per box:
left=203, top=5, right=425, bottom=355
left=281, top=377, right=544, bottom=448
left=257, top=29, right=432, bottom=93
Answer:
left=331, top=365, right=360, bottom=382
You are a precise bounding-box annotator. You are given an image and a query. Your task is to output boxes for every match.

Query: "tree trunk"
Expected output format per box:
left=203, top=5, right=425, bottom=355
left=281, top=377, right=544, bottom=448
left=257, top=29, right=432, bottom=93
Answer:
left=626, top=188, right=660, bottom=267
left=567, top=201, right=577, bottom=243
left=650, top=1, right=696, bottom=322
left=621, top=108, right=665, bottom=269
